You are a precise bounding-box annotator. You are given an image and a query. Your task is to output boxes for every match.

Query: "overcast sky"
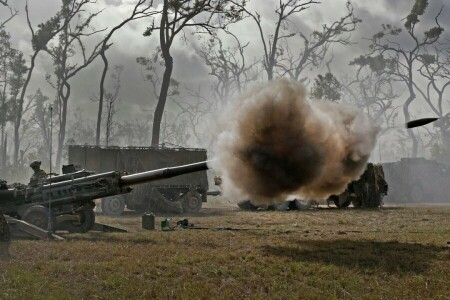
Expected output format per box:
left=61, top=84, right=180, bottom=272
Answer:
left=1, top=0, right=449, bottom=159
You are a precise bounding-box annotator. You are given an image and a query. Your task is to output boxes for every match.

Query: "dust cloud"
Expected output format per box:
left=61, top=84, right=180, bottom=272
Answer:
left=211, top=78, right=380, bottom=205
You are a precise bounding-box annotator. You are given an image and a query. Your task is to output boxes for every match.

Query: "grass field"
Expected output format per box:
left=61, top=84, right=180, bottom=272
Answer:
left=1, top=204, right=450, bottom=299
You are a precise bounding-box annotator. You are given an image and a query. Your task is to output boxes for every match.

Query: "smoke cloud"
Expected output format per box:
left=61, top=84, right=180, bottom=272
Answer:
left=212, top=78, right=380, bottom=204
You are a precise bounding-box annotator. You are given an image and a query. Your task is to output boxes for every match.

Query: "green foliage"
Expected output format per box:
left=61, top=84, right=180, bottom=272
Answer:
left=8, top=52, right=27, bottom=97
left=411, top=0, right=428, bottom=16
left=350, top=54, right=396, bottom=74
left=31, top=16, right=61, bottom=51
left=144, top=0, right=246, bottom=37
left=372, top=24, right=401, bottom=41
left=404, top=0, right=428, bottom=30
left=424, top=26, right=443, bottom=40
left=419, top=54, right=435, bottom=66
left=311, top=73, right=342, bottom=102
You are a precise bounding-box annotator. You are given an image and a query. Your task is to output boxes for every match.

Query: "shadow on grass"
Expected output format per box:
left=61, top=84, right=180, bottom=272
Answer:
left=263, top=239, right=446, bottom=275
left=61, top=232, right=158, bottom=245
left=0, top=241, right=10, bottom=261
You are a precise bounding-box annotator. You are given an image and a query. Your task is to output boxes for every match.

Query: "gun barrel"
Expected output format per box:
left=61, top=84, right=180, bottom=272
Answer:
left=120, top=161, right=210, bottom=186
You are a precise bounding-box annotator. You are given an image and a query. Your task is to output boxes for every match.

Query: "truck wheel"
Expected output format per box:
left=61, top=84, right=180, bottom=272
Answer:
left=352, top=197, right=362, bottom=208
left=182, top=192, right=202, bottom=213
left=101, top=196, right=125, bottom=216
left=58, top=209, right=95, bottom=233
left=333, top=196, right=351, bottom=208
left=22, top=205, right=56, bottom=231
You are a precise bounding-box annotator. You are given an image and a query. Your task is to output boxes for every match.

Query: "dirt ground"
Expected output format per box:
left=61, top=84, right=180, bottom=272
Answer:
left=1, top=204, right=449, bottom=299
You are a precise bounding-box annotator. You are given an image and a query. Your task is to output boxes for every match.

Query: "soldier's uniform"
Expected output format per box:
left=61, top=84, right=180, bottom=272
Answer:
left=29, top=161, right=47, bottom=182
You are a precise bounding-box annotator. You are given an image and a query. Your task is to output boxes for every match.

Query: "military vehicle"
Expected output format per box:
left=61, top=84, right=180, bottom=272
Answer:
left=328, top=163, right=387, bottom=208
left=68, top=145, right=209, bottom=215
left=231, top=162, right=388, bottom=210
left=382, top=157, right=450, bottom=203
left=0, top=160, right=209, bottom=233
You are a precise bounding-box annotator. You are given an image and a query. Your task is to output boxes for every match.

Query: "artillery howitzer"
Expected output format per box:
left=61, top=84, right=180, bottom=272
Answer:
left=0, top=161, right=209, bottom=235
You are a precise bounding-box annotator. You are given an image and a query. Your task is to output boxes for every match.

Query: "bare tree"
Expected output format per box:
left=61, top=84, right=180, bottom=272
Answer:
left=0, top=1, right=18, bottom=29
left=30, top=89, right=52, bottom=163
left=13, top=0, right=92, bottom=167
left=198, top=29, right=258, bottom=107
left=344, top=54, right=400, bottom=128
left=276, top=1, right=361, bottom=83
left=414, top=47, right=450, bottom=161
left=160, top=112, right=190, bottom=146
left=230, top=0, right=319, bottom=81
left=65, top=107, right=95, bottom=147
left=45, top=0, right=104, bottom=169
left=115, top=113, right=153, bottom=146
left=364, top=0, right=444, bottom=157
left=171, top=85, right=216, bottom=146
left=416, top=49, right=450, bottom=119
left=8, top=49, right=27, bottom=166
left=14, top=90, right=38, bottom=169
left=137, top=51, right=181, bottom=100
left=95, top=0, right=156, bottom=145
left=0, top=29, right=15, bottom=167
left=143, top=0, right=245, bottom=146
left=104, top=65, right=124, bottom=146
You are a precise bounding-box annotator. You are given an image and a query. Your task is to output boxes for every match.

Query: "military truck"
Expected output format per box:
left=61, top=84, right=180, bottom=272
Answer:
left=382, top=157, right=450, bottom=203
left=68, top=145, right=209, bottom=215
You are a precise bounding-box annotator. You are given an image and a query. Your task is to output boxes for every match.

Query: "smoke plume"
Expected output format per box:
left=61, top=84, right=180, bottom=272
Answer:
left=211, top=78, right=380, bottom=204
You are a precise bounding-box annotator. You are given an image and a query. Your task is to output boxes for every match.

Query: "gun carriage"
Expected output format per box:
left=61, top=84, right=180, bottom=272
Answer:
left=0, top=161, right=209, bottom=234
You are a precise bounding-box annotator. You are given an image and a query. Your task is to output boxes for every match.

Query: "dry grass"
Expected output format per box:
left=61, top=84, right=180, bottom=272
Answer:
left=1, top=204, right=450, bottom=299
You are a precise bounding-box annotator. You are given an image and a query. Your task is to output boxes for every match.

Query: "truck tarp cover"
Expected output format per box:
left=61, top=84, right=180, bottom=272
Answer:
left=68, top=145, right=208, bottom=187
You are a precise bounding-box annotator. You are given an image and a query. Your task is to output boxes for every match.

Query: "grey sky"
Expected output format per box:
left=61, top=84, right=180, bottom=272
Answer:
left=1, top=0, right=449, bottom=159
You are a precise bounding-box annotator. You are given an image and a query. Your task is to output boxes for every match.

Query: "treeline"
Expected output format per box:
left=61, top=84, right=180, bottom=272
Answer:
left=0, top=0, right=449, bottom=182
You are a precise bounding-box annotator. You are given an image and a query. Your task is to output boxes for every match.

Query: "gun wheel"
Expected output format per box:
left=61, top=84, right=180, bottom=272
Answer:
left=22, top=205, right=56, bottom=231
left=101, top=196, right=125, bottom=216
left=58, top=209, right=95, bottom=233
left=182, top=191, right=202, bottom=213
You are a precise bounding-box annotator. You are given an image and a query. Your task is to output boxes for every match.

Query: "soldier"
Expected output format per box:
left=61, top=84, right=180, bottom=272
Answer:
left=0, top=179, right=7, bottom=190
left=29, top=160, right=47, bottom=182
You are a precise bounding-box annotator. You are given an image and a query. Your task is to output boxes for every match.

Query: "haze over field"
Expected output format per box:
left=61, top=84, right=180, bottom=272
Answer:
left=0, top=0, right=449, bottom=186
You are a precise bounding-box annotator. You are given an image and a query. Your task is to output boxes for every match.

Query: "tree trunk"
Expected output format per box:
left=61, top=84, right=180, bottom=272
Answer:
left=96, top=51, right=108, bottom=146
left=1, top=130, right=5, bottom=168
left=2, top=134, right=6, bottom=168
left=56, top=82, right=70, bottom=170
left=151, top=53, right=173, bottom=146
left=106, top=100, right=112, bottom=146
left=403, top=91, right=418, bottom=158
left=0, top=118, right=4, bottom=168
left=14, top=51, right=38, bottom=166
left=267, top=65, right=273, bottom=81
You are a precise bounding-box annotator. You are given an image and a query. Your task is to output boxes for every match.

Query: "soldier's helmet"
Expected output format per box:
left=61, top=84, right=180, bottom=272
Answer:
left=30, top=160, right=41, bottom=169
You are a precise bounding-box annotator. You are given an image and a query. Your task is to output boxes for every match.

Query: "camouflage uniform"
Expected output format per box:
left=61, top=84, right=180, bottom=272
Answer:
left=29, top=161, right=47, bottom=182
